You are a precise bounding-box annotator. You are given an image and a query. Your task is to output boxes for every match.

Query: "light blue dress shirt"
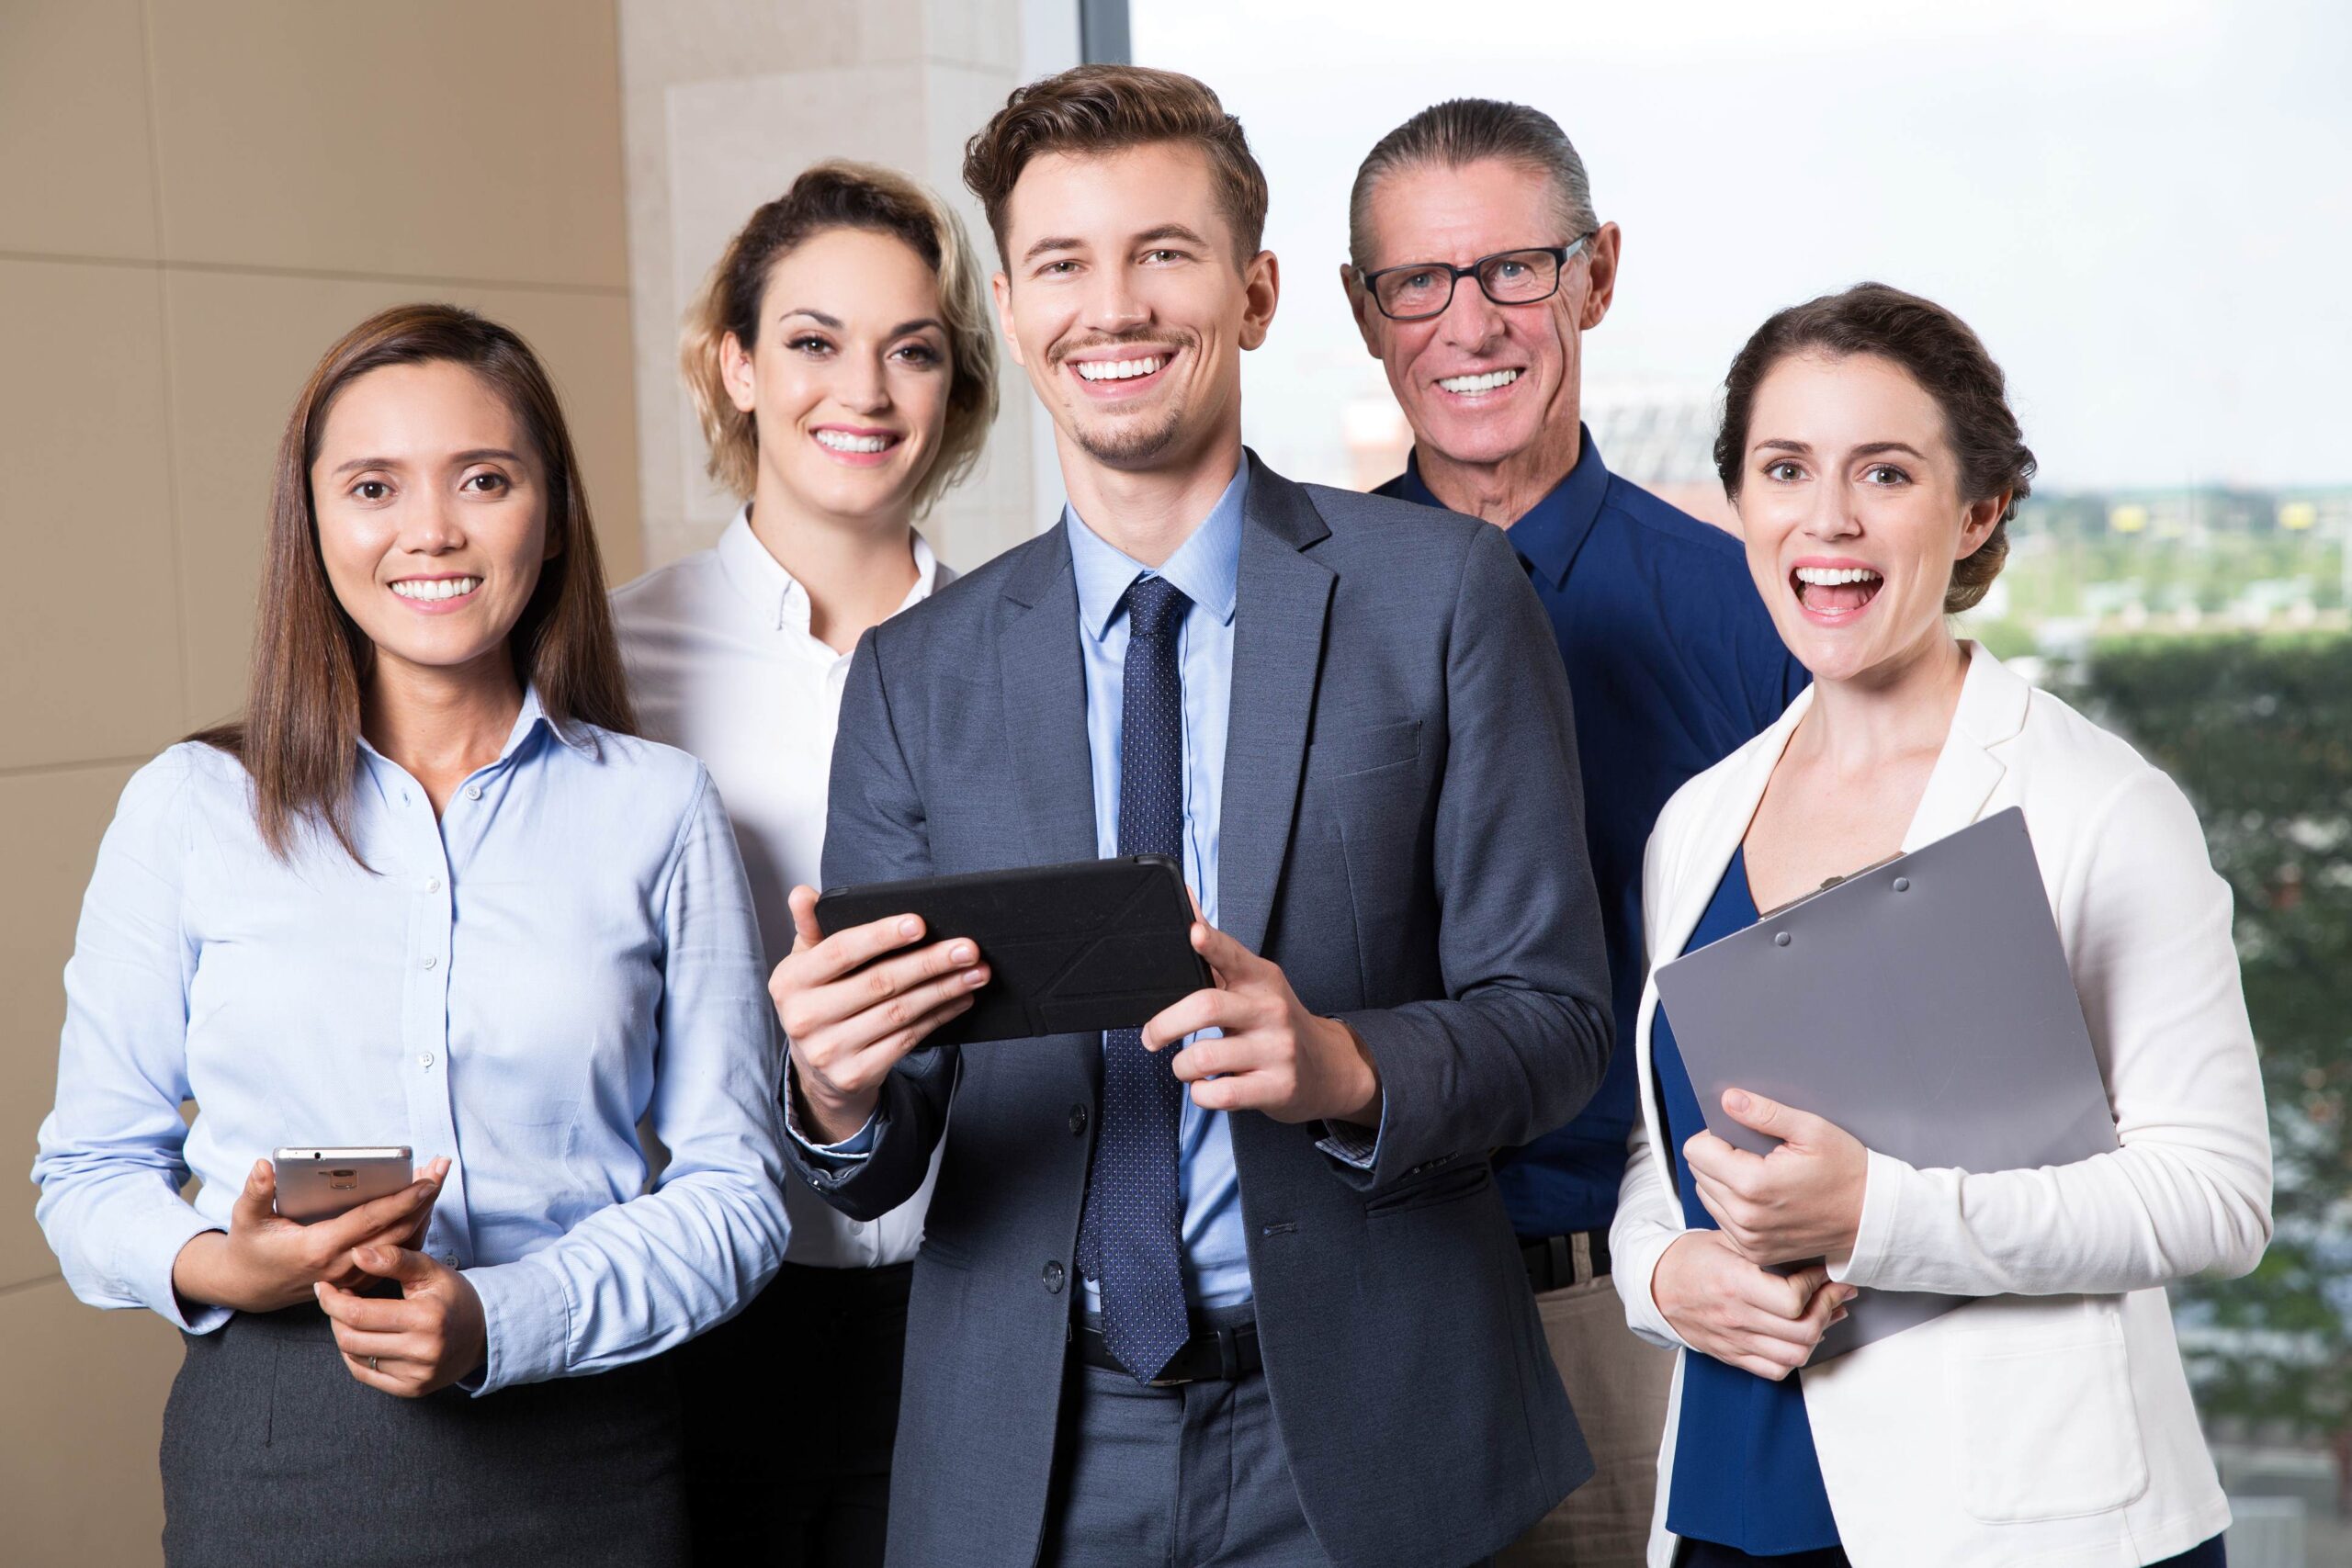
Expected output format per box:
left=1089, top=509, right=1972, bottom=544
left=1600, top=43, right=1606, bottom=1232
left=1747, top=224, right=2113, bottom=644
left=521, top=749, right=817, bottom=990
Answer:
left=31, top=690, right=791, bottom=1394
left=1064, top=463, right=1250, bottom=1310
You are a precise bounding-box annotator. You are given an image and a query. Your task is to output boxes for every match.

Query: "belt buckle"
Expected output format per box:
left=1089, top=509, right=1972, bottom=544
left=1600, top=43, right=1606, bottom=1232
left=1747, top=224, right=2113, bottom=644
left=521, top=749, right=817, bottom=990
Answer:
left=1148, top=1372, right=1192, bottom=1388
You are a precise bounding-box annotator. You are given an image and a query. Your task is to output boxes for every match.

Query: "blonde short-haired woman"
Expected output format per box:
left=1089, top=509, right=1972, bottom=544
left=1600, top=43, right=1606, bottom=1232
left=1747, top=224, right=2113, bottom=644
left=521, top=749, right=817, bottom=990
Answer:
left=612, top=160, right=998, bottom=1565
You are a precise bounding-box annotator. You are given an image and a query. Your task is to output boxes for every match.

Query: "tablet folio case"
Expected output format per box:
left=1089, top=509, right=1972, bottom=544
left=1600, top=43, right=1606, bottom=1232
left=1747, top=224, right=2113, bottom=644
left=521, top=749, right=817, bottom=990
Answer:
left=815, top=855, right=1210, bottom=1047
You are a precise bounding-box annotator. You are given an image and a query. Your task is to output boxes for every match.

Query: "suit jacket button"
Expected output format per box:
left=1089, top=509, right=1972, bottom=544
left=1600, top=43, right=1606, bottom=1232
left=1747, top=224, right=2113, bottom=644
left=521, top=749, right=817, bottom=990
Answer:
left=1068, top=1104, right=1089, bottom=1136
left=1041, top=1260, right=1067, bottom=1294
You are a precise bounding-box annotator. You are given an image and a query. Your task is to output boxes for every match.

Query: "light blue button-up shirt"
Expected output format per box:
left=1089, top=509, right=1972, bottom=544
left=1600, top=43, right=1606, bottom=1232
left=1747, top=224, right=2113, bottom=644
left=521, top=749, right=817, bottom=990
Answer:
left=31, top=691, right=790, bottom=1393
left=1064, top=463, right=1250, bottom=1309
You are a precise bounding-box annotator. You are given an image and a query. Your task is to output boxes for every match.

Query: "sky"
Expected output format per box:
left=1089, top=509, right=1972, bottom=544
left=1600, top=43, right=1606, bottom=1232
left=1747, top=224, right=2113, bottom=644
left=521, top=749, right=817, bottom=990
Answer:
left=1132, top=0, right=2352, bottom=492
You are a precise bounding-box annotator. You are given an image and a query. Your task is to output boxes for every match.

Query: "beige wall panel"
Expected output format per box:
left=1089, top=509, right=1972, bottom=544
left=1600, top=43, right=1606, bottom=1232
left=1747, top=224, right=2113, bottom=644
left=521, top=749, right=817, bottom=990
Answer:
left=616, top=0, right=864, bottom=85
left=0, top=259, right=186, bottom=769
left=0, top=1278, right=177, bottom=1567
left=0, top=0, right=159, bottom=260
left=915, top=0, right=1023, bottom=72
left=2, top=762, right=141, bottom=1289
left=144, top=1, right=626, bottom=288
left=162, top=272, right=639, bottom=723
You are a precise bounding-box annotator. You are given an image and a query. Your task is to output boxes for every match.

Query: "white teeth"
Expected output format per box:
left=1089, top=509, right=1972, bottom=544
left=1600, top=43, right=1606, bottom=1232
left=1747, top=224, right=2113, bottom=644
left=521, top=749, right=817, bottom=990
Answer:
left=1075, top=355, right=1165, bottom=381
left=1437, top=368, right=1521, bottom=393
left=815, top=430, right=892, bottom=454
left=391, top=576, right=481, bottom=601
left=1793, top=567, right=1883, bottom=586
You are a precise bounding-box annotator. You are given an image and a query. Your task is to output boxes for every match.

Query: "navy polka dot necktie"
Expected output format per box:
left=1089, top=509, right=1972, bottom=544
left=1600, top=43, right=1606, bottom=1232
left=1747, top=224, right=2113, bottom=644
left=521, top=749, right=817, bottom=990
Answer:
left=1076, top=573, right=1193, bottom=1383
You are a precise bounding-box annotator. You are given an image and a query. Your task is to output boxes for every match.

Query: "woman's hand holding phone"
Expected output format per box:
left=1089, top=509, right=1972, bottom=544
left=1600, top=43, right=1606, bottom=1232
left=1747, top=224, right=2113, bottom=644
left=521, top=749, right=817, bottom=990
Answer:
left=315, top=1246, right=487, bottom=1398
left=169, top=1156, right=448, bottom=1315
left=1651, top=1229, right=1854, bottom=1382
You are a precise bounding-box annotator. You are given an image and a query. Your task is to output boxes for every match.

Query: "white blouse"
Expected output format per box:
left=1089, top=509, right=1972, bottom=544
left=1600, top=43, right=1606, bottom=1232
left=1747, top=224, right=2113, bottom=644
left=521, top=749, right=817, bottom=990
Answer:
left=613, top=508, right=954, bottom=1269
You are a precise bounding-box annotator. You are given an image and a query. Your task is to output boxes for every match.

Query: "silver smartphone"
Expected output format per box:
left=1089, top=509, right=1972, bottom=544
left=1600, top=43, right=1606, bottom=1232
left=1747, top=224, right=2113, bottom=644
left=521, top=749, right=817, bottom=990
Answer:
left=272, top=1145, right=414, bottom=1224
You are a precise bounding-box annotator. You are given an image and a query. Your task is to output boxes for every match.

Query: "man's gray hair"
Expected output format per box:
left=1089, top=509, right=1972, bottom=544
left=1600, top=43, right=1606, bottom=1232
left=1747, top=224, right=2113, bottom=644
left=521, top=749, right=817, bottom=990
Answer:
left=1348, top=98, right=1598, bottom=272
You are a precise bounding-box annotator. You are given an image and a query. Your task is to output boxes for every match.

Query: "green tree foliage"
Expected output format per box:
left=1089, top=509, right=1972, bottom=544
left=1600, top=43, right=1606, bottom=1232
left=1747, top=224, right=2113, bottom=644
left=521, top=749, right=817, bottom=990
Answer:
left=2056, top=634, right=2352, bottom=1452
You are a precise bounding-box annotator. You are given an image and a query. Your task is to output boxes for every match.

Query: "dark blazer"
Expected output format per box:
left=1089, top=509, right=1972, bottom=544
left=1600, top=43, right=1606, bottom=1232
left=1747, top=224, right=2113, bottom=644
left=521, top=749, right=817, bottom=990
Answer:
left=793, top=453, right=1611, bottom=1568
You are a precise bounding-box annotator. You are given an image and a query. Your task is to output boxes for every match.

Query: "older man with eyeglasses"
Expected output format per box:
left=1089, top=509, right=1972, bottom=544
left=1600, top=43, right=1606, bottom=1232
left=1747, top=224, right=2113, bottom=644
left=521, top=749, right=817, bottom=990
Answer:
left=1341, top=100, right=1809, bottom=1568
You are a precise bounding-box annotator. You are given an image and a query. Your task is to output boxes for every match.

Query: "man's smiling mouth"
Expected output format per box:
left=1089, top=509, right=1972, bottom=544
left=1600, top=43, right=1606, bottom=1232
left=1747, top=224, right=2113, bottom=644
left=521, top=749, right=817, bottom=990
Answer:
left=1436, top=368, right=1521, bottom=394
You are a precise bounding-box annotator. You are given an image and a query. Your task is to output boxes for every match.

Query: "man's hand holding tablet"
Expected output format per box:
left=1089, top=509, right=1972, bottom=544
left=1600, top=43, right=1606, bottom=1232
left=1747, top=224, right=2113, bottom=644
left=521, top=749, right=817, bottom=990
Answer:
left=774, top=886, right=991, bottom=1145
left=774, top=863, right=1383, bottom=1145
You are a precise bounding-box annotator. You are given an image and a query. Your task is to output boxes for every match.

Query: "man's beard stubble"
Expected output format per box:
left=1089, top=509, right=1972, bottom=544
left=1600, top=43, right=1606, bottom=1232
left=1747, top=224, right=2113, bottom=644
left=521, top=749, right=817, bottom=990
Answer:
left=1051, top=328, right=1197, bottom=468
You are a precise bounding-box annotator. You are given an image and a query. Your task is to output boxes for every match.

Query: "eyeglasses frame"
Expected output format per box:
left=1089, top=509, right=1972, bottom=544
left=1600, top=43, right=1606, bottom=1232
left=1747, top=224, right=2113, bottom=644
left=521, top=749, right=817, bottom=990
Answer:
left=1356, top=231, right=1599, bottom=322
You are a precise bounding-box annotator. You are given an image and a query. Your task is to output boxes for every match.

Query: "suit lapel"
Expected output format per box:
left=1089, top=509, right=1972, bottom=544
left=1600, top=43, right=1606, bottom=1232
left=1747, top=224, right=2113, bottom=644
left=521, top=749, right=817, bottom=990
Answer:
left=1217, top=458, right=1334, bottom=955
left=1901, top=642, right=2029, bottom=851
left=997, top=528, right=1100, bottom=868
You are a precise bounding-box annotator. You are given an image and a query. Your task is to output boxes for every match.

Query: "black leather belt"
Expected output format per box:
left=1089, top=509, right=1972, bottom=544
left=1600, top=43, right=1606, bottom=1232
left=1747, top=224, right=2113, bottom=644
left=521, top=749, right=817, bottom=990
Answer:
left=1521, top=1230, right=1611, bottom=1293
left=1072, top=1320, right=1263, bottom=1385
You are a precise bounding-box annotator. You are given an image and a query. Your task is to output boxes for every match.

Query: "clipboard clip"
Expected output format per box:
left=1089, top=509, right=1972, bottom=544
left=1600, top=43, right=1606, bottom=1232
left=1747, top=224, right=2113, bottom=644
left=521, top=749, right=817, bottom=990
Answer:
left=1755, top=851, right=1906, bottom=919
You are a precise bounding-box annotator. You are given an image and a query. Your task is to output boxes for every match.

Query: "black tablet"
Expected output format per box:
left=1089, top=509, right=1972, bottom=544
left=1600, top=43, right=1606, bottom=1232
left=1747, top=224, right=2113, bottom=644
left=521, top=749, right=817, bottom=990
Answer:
left=814, top=854, right=1212, bottom=1046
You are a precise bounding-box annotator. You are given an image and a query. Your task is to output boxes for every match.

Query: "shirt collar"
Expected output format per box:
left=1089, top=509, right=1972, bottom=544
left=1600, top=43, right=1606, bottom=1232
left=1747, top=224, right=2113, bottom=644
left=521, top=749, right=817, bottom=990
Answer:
left=715, top=502, right=943, bottom=634
left=1395, top=423, right=1611, bottom=591
left=1064, top=461, right=1247, bottom=641
left=355, top=682, right=595, bottom=773
left=510, top=683, right=598, bottom=758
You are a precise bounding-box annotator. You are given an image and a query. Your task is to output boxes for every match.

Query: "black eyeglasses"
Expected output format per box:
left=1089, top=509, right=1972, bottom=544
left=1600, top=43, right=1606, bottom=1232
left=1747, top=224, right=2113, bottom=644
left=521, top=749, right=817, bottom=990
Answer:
left=1357, top=233, right=1596, bottom=322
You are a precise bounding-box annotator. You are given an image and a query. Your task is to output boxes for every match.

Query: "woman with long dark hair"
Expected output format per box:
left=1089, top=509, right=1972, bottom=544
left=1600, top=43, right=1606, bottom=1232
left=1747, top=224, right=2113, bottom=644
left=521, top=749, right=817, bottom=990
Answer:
left=33, top=304, right=789, bottom=1567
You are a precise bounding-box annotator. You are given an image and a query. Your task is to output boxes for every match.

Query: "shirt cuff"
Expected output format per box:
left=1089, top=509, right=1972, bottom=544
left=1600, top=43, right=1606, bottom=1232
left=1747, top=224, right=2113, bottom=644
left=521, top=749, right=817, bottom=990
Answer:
left=1611, top=1220, right=1693, bottom=1351
left=1314, top=1103, right=1385, bottom=1169
left=1828, top=1147, right=1905, bottom=1288
left=781, top=1065, right=879, bottom=1170
left=464, top=1256, right=574, bottom=1395
left=128, top=1204, right=233, bottom=1336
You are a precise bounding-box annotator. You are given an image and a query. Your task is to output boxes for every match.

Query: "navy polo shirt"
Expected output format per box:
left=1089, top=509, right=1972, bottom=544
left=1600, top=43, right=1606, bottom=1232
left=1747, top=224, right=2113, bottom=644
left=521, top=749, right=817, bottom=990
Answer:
left=1381, top=427, right=1807, bottom=1240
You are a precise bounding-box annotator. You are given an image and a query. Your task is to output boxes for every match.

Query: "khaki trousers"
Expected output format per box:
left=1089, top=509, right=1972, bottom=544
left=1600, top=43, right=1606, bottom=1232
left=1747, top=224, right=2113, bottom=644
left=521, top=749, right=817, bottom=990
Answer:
left=1498, top=1264, right=1677, bottom=1568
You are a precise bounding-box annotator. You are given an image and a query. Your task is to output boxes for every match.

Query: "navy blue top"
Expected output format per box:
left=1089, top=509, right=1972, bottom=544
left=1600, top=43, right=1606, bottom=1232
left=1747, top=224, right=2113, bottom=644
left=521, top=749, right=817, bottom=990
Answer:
left=1382, top=431, right=1807, bottom=1236
left=1656, top=847, right=1839, bottom=1552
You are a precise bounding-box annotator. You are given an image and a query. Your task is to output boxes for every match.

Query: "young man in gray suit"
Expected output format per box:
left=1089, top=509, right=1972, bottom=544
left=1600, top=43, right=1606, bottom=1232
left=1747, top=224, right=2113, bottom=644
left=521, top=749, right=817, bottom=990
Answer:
left=766, top=65, right=1612, bottom=1568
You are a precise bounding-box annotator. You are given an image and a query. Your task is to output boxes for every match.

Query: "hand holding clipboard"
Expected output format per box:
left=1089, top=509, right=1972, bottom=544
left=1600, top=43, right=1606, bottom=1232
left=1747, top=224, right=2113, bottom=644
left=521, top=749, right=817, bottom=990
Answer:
left=1652, top=808, right=2119, bottom=1359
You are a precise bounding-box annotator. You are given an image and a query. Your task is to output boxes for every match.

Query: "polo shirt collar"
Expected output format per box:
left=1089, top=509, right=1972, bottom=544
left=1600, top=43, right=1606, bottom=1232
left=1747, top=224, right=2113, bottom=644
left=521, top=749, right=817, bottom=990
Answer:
left=1396, top=423, right=1611, bottom=592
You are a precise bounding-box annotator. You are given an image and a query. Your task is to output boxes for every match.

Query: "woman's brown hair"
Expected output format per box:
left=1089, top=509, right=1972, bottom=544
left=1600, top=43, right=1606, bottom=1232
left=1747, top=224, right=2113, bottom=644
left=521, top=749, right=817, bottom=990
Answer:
left=191, top=302, right=635, bottom=863
left=1714, top=282, right=2037, bottom=615
left=681, top=160, right=998, bottom=513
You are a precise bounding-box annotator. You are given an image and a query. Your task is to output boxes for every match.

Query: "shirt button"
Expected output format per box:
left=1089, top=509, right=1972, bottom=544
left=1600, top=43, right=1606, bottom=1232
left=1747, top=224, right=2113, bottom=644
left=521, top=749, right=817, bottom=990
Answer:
left=1068, top=1104, right=1089, bottom=1136
left=464, top=784, right=483, bottom=801
left=425, top=876, right=442, bottom=893
left=419, top=1052, right=435, bottom=1067
left=1041, top=1260, right=1066, bottom=1294
left=422, top=954, right=437, bottom=970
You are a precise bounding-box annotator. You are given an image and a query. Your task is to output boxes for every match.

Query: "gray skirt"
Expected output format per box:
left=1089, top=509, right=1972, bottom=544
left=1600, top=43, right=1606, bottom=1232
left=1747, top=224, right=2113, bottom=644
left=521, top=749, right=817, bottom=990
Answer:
left=160, top=1303, right=687, bottom=1568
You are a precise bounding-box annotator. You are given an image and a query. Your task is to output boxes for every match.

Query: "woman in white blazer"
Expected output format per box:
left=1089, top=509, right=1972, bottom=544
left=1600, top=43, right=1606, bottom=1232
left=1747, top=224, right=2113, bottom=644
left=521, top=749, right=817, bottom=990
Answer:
left=1610, top=283, right=2270, bottom=1568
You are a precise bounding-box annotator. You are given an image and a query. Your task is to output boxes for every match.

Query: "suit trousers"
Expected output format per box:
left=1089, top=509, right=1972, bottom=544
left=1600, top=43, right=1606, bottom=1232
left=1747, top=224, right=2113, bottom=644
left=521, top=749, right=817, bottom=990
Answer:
left=159, top=1302, right=686, bottom=1568
left=1039, top=1316, right=1494, bottom=1568
left=1499, top=1251, right=1677, bottom=1568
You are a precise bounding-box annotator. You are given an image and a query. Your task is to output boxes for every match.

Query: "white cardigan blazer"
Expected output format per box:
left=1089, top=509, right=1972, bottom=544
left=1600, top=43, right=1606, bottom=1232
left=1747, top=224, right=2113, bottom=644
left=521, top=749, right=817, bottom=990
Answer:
left=1611, top=645, right=2271, bottom=1568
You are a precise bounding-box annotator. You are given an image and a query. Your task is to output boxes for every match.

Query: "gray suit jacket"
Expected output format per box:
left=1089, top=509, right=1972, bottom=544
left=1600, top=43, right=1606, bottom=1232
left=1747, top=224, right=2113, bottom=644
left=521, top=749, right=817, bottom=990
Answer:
left=793, top=453, right=1611, bottom=1568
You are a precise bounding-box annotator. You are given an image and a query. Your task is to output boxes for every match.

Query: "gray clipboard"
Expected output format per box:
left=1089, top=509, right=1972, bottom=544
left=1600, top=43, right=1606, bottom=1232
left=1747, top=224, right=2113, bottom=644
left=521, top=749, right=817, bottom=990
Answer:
left=1650, top=807, right=2118, bottom=1358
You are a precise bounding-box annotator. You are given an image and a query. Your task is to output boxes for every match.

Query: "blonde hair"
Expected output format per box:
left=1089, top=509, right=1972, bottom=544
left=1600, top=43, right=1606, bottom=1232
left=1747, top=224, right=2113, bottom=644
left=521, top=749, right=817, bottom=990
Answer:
left=681, top=160, right=997, bottom=515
